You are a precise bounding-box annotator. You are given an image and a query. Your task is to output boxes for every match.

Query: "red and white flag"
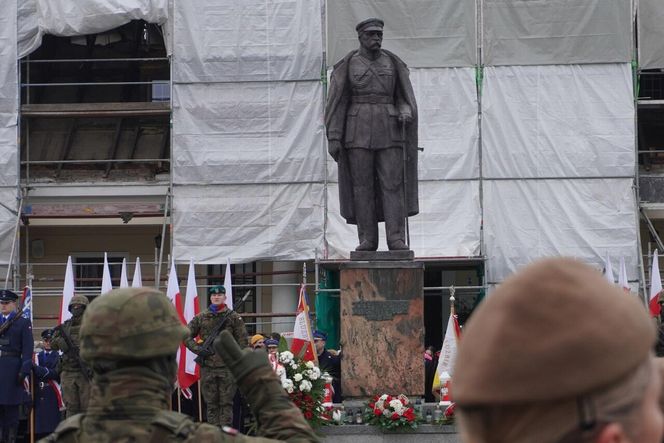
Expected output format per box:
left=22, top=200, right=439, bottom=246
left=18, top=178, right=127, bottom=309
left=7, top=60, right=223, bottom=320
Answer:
left=59, top=256, right=75, bottom=324
left=181, top=259, right=200, bottom=387
left=618, top=257, right=630, bottom=293
left=223, top=257, right=234, bottom=311
left=101, top=253, right=112, bottom=295
left=290, top=284, right=318, bottom=364
left=603, top=253, right=615, bottom=284
left=650, top=249, right=662, bottom=317
left=166, top=261, right=194, bottom=398
left=119, top=258, right=129, bottom=288
left=131, top=257, right=143, bottom=288
left=433, top=305, right=462, bottom=403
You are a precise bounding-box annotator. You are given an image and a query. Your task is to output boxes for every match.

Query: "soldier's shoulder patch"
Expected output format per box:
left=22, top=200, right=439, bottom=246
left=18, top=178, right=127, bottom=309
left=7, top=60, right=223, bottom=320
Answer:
left=221, top=426, right=239, bottom=436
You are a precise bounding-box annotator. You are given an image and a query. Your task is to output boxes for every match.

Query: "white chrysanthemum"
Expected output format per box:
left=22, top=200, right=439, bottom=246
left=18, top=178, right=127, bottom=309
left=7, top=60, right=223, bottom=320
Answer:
left=291, top=363, right=298, bottom=370
left=293, top=373, right=303, bottom=382
left=308, top=367, right=321, bottom=380
left=282, top=379, right=294, bottom=390
left=382, top=408, right=391, bottom=416
left=299, top=380, right=313, bottom=392
left=279, top=351, right=294, bottom=364
left=379, top=394, right=389, bottom=401
left=286, top=386, right=294, bottom=394
left=375, top=400, right=384, bottom=410
left=332, top=409, right=343, bottom=423
left=389, top=399, right=402, bottom=410
left=305, top=361, right=315, bottom=369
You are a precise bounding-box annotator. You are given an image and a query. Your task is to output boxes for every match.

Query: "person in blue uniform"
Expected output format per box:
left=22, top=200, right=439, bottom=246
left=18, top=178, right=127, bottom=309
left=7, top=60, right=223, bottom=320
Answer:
left=313, top=330, right=342, bottom=403
left=0, top=289, right=33, bottom=443
left=34, top=329, right=62, bottom=439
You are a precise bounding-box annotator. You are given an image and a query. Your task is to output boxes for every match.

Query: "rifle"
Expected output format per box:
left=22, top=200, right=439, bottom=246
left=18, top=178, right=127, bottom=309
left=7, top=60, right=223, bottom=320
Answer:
left=53, top=323, right=92, bottom=381
left=194, top=312, right=230, bottom=365
left=0, top=306, right=25, bottom=338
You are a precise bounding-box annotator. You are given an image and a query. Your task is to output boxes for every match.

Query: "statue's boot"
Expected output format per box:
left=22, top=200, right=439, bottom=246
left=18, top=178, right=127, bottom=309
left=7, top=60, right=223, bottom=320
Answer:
left=354, top=185, right=378, bottom=251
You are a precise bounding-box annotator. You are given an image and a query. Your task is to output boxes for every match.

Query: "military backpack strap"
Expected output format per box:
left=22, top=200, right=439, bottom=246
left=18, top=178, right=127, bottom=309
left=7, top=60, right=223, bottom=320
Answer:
left=149, top=410, right=197, bottom=442
left=42, top=414, right=83, bottom=443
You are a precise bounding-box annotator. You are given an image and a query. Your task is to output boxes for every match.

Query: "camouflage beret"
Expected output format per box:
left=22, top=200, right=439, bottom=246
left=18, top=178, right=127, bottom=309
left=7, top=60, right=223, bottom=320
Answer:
left=79, top=287, right=188, bottom=362
left=454, top=257, right=655, bottom=405
left=208, top=285, right=226, bottom=296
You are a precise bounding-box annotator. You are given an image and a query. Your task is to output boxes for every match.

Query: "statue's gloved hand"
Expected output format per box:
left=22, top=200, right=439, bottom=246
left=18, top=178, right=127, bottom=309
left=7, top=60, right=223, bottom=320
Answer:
left=398, top=113, right=412, bottom=124
left=328, top=140, right=342, bottom=162
left=213, top=330, right=268, bottom=383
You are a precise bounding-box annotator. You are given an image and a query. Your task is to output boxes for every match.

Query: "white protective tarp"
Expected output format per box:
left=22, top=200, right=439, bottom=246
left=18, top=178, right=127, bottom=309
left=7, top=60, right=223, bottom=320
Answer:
left=639, top=0, right=664, bottom=69
left=325, top=180, right=481, bottom=259
left=484, top=179, right=638, bottom=283
left=173, top=81, right=325, bottom=185
left=0, top=187, right=18, bottom=267
left=327, top=67, right=479, bottom=182
left=1, top=1, right=18, bottom=189
left=172, top=184, right=324, bottom=263
left=483, top=64, right=634, bottom=179
left=17, top=0, right=168, bottom=57
left=482, top=0, right=631, bottom=66
left=174, top=0, right=322, bottom=83
left=326, top=0, right=476, bottom=68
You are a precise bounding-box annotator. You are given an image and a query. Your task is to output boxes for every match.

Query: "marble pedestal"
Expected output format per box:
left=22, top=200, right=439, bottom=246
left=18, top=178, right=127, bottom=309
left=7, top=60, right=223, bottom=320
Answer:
left=340, top=260, right=424, bottom=397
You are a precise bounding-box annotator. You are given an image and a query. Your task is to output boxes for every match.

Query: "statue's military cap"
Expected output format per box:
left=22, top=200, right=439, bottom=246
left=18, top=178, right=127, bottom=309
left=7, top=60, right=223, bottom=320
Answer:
left=454, top=258, right=655, bottom=406
left=356, top=18, right=384, bottom=33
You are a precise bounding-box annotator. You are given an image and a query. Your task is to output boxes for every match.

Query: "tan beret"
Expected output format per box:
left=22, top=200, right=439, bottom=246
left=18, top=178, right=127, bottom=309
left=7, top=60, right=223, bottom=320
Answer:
left=454, top=257, right=655, bottom=405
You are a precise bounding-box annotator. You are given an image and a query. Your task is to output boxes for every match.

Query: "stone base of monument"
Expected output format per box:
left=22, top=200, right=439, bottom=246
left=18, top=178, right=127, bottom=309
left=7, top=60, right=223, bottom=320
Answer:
left=320, top=425, right=460, bottom=443
left=340, top=259, right=424, bottom=397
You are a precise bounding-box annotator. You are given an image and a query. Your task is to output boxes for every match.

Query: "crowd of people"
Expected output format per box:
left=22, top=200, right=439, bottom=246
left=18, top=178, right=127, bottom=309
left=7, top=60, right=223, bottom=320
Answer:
left=2, top=257, right=664, bottom=442
left=0, top=284, right=340, bottom=442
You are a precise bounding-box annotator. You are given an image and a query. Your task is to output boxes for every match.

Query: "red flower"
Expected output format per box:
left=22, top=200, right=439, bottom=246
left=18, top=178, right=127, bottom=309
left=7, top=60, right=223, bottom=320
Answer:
left=444, top=403, right=457, bottom=417
left=404, top=409, right=415, bottom=422
left=368, top=402, right=375, bottom=409
left=386, top=395, right=392, bottom=402
left=373, top=395, right=380, bottom=401
left=374, top=408, right=382, bottom=416
left=400, top=398, right=407, bottom=406
left=304, top=410, right=313, bottom=419
left=391, top=412, right=400, bottom=421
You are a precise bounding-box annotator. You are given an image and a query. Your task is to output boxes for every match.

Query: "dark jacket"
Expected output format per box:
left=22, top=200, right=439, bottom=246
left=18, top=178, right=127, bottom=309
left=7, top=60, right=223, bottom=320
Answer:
left=34, top=350, right=62, bottom=434
left=0, top=313, right=33, bottom=405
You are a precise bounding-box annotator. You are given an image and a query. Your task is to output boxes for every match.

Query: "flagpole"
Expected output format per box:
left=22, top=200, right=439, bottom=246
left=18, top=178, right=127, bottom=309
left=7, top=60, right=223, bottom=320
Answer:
left=449, top=286, right=456, bottom=316
left=29, top=370, right=35, bottom=443
left=197, top=381, right=203, bottom=422
left=177, top=387, right=182, bottom=413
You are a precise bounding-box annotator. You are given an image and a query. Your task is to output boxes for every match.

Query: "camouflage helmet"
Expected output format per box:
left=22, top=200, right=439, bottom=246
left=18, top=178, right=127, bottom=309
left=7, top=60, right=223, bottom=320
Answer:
left=79, top=288, right=188, bottom=362
left=68, top=294, right=89, bottom=307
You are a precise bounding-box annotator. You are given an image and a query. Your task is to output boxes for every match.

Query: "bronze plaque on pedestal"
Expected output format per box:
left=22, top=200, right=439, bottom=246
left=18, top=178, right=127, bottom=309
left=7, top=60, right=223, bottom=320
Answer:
left=340, top=261, right=424, bottom=398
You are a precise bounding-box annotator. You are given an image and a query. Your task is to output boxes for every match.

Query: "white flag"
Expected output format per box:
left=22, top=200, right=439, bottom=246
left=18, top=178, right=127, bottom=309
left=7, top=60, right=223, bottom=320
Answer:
left=618, top=257, right=629, bottom=292
left=603, top=253, right=615, bottom=284
left=119, top=258, right=129, bottom=288
left=223, top=257, right=234, bottom=310
left=131, top=257, right=143, bottom=288
left=101, top=253, right=113, bottom=295
left=59, top=256, right=75, bottom=323
left=650, top=250, right=662, bottom=317
left=184, top=259, right=200, bottom=376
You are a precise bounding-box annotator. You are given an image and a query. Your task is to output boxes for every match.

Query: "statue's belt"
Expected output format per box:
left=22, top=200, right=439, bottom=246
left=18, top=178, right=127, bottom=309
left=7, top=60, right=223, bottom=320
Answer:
left=351, top=95, right=393, bottom=104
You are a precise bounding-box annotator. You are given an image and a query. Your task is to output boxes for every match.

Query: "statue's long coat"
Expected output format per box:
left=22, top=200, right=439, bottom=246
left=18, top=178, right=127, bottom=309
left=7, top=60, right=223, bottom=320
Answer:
left=325, top=49, right=419, bottom=224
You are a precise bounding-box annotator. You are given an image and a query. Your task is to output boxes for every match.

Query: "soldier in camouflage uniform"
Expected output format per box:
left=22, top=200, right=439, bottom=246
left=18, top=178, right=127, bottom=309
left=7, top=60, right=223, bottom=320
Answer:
left=185, top=285, right=248, bottom=427
left=40, top=287, right=320, bottom=442
left=50, top=295, right=90, bottom=417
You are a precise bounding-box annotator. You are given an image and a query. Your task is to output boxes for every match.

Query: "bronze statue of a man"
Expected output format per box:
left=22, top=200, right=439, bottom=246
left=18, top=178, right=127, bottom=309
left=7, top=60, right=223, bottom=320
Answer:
left=325, top=18, right=419, bottom=252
